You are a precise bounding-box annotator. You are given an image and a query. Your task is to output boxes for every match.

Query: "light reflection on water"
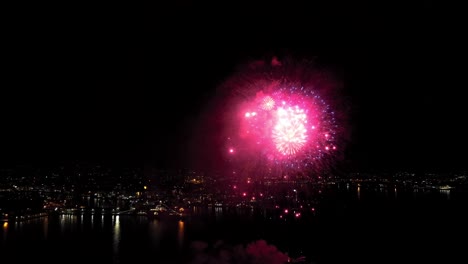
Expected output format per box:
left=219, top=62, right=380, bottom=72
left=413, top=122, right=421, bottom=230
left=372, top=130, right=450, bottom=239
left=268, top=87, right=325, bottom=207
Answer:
left=440, top=189, right=451, bottom=199
left=43, top=217, right=48, bottom=240
left=214, top=206, right=222, bottom=220
left=178, top=220, right=184, bottom=249
left=113, top=215, right=120, bottom=264
left=0, top=185, right=466, bottom=264
left=148, top=216, right=163, bottom=248
left=59, top=213, right=79, bottom=234
left=2, top=222, right=7, bottom=243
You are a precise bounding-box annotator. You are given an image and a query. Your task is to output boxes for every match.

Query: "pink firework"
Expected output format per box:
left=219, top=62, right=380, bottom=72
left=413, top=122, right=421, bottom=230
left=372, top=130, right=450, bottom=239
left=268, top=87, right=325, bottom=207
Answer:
left=273, top=105, right=308, bottom=156
left=235, top=88, right=333, bottom=161
left=217, top=56, right=344, bottom=176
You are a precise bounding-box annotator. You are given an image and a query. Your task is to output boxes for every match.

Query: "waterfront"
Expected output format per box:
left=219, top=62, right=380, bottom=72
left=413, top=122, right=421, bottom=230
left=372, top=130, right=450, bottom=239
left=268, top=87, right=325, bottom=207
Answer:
left=1, top=184, right=467, bottom=264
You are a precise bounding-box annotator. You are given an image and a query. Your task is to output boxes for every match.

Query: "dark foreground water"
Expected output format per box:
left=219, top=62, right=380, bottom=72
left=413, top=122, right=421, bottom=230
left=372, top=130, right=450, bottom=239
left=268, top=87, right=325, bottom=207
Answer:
left=1, top=184, right=467, bottom=264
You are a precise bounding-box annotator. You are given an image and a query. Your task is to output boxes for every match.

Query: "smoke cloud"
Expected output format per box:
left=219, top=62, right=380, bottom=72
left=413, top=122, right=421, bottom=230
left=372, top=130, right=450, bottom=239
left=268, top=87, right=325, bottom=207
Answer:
left=187, top=239, right=290, bottom=264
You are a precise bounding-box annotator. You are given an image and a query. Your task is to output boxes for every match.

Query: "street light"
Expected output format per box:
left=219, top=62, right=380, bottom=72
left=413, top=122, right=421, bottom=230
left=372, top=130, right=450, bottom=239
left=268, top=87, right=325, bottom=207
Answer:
left=293, top=189, right=297, bottom=202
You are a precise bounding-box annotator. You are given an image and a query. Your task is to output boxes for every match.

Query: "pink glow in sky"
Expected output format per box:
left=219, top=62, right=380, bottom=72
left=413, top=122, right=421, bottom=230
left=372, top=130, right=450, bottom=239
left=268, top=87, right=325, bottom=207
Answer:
left=217, top=56, right=344, bottom=176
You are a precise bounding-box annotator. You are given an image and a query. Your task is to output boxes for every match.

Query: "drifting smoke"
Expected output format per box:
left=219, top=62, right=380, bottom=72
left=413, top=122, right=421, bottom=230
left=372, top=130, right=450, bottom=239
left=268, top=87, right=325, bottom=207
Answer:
left=187, top=239, right=290, bottom=264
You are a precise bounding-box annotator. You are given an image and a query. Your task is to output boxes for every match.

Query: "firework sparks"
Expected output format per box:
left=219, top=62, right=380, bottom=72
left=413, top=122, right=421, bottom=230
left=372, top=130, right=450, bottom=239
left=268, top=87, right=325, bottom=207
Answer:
left=260, top=95, right=275, bottom=110
left=218, top=56, right=343, bottom=176
left=273, top=105, right=308, bottom=156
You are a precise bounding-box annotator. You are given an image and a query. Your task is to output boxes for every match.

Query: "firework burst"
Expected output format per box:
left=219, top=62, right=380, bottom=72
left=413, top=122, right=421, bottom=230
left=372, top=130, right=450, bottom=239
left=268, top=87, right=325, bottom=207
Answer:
left=214, top=56, right=344, bottom=178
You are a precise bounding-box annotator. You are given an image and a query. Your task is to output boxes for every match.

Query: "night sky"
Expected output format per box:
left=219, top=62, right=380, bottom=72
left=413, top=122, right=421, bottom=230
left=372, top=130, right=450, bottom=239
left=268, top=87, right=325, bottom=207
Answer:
left=2, top=2, right=466, bottom=173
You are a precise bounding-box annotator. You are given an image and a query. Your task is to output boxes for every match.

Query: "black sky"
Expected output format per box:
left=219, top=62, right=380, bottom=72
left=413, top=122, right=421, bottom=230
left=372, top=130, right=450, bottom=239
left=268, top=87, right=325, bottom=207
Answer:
left=2, top=2, right=466, bottom=172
